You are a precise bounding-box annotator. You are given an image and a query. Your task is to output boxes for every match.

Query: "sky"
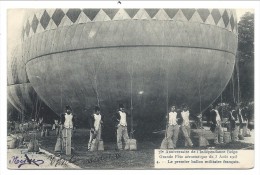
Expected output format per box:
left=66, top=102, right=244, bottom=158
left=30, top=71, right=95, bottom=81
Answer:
left=7, top=9, right=255, bottom=58
left=236, top=9, right=254, bottom=20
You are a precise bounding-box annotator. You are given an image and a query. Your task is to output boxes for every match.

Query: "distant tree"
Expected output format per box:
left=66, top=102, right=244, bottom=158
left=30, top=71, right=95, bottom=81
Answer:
left=217, top=12, right=254, bottom=105
left=237, top=12, right=254, bottom=102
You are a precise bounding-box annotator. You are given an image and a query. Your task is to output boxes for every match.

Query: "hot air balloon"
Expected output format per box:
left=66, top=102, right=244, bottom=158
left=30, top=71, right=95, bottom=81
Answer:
left=7, top=43, right=58, bottom=123
left=8, top=8, right=238, bottom=139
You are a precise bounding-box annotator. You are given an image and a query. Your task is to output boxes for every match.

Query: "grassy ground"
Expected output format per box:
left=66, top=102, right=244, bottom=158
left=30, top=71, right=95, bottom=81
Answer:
left=39, top=129, right=156, bottom=169
left=16, top=128, right=254, bottom=169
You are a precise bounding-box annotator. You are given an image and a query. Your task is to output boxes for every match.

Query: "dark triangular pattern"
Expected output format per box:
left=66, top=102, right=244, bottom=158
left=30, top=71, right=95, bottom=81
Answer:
left=66, top=9, right=82, bottom=23
left=31, top=14, right=39, bottom=33
left=40, top=10, right=51, bottom=29
left=230, top=14, right=235, bottom=31
left=102, top=9, right=119, bottom=20
left=181, top=9, right=196, bottom=21
left=164, top=9, right=179, bottom=19
left=197, top=9, right=210, bottom=22
left=52, top=9, right=65, bottom=27
left=82, top=9, right=100, bottom=21
left=25, top=20, right=30, bottom=36
left=222, top=10, right=230, bottom=27
left=211, top=9, right=221, bottom=25
left=145, top=9, right=159, bottom=18
left=124, top=9, right=139, bottom=18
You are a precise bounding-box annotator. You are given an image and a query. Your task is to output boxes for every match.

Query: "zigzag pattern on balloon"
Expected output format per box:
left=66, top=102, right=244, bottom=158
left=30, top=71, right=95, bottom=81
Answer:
left=21, top=8, right=237, bottom=40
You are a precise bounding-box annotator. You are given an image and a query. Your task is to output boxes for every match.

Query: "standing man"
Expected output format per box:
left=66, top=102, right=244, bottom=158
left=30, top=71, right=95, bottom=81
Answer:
left=229, top=105, right=240, bottom=142
left=88, top=106, right=104, bottom=151
left=209, top=104, right=224, bottom=144
left=60, top=105, right=75, bottom=155
left=163, top=105, right=180, bottom=149
left=238, top=103, right=248, bottom=139
left=180, top=104, right=193, bottom=147
left=52, top=115, right=60, bottom=136
left=195, top=113, right=203, bottom=129
left=114, top=104, right=129, bottom=150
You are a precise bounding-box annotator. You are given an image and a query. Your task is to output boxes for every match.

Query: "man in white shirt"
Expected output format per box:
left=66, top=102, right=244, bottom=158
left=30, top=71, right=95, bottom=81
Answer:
left=229, top=104, right=240, bottom=142
left=165, top=105, right=180, bottom=148
left=60, top=105, right=75, bottom=155
left=88, top=106, right=104, bottom=151
left=180, top=104, right=193, bottom=147
left=209, top=105, right=224, bottom=144
left=114, top=104, right=129, bottom=150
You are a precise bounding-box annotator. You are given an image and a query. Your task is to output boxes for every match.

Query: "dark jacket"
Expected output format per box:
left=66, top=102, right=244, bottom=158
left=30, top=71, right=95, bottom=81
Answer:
left=88, top=113, right=104, bottom=129
left=229, top=110, right=239, bottom=130
left=240, top=108, right=248, bottom=122
left=210, top=109, right=222, bottom=124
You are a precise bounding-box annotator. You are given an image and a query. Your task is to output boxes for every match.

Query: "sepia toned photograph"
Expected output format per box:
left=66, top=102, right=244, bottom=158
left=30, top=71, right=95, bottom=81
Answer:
left=6, top=6, right=255, bottom=169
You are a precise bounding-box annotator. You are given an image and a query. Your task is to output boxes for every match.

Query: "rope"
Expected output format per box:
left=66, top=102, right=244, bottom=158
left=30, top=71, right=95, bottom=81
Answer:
left=129, top=63, right=134, bottom=139
left=165, top=65, right=169, bottom=139
left=34, top=96, right=39, bottom=121
left=221, top=92, right=223, bottom=117
left=162, top=20, right=169, bottom=139
left=199, top=75, right=202, bottom=113
left=235, top=58, right=240, bottom=104
left=58, top=54, right=63, bottom=114
left=126, top=56, right=135, bottom=139
left=93, top=11, right=109, bottom=108
left=197, top=23, right=206, bottom=135
left=93, top=74, right=100, bottom=107
left=198, top=46, right=203, bottom=134
left=231, top=72, right=236, bottom=103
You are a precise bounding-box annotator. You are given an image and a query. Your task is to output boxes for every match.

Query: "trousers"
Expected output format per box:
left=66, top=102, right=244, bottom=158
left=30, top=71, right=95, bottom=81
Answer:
left=181, top=125, right=193, bottom=147
left=214, top=124, right=224, bottom=144
left=166, top=125, right=179, bottom=148
left=88, top=124, right=101, bottom=151
left=117, top=125, right=129, bottom=150
left=230, top=124, right=239, bottom=142
left=62, top=128, right=72, bottom=155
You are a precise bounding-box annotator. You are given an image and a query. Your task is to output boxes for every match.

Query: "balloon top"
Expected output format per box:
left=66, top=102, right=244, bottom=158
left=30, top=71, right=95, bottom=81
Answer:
left=21, top=8, right=237, bottom=41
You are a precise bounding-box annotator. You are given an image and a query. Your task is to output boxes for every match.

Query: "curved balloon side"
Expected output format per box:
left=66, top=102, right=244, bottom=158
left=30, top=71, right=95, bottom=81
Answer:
left=8, top=9, right=238, bottom=136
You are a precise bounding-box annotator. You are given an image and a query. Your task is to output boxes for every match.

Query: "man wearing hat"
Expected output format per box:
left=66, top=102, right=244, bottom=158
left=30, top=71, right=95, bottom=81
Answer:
left=88, top=106, right=104, bottom=151
left=114, top=104, right=130, bottom=150
left=60, top=105, right=75, bottom=155
left=237, top=103, right=249, bottom=139
left=229, top=104, right=240, bottom=142
left=165, top=105, right=180, bottom=148
left=180, top=104, right=193, bottom=147
left=209, top=104, right=224, bottom=144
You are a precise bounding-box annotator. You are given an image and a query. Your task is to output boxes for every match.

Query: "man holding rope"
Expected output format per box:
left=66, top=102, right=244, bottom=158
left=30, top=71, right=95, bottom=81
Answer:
left=60, top=105, right=75, bottom=155
left=209, top=104, right=224, bottom=145
left=114, top=104, right=130, bottom=150
left=88, top=106, right=104, bottom=151
left=161, top=105, right=180, bottom=149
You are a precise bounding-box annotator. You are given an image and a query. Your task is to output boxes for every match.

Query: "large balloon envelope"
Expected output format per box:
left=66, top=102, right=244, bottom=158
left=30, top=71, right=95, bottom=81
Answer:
left=9, top=9, right=238, bottom=137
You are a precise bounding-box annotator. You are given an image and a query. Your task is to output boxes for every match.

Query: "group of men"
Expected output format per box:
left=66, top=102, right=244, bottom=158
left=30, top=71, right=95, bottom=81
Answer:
left=210, top=103, right=251, bottom=144
left=162, top=104, right=194, bottom=148
left=87, top=103, right=132, bottom=151
left=162, top=102, right=252, bottom=148
left=55, top=103, right=131, bottom=154
left=54, top=102, right=251, bottom=154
